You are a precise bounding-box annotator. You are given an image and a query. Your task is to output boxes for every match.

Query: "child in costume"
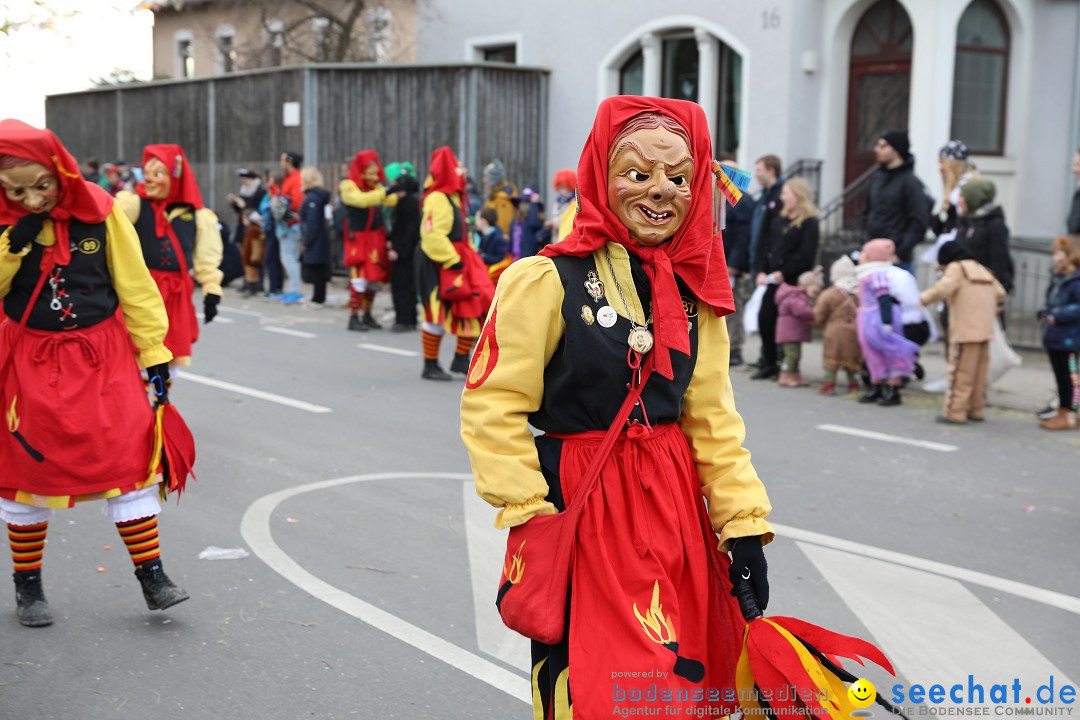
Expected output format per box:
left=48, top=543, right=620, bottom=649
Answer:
left=775, top=267, right=823, bottom=387
left=919, top=242, right=1006, bottom=424
left=814, top=255, right=863, bottom=395
left=0, top=120, right=188, bottom=627
left=1038, top=236, right=1080, bottom=430
left=475, top=207, right=511, bottom=283
left=340, top=150, right=396, bottom=331
left=116, top=144, right=223, bottom=366
left=461, top=97, right=772, bottom=719
left=548, top=168, right=577, bottom=243
left=856, top=239, right=921, bottom=406
left=481, top=159, right=517, bottom=236
left=417, top=147, right=494, bottom=381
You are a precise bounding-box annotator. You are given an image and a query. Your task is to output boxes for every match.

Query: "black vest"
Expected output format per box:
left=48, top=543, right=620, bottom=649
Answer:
left=133, top=197, right=196, bottom=272
left=529, top=253, right=699, bottom=434
left=4, top=220, right=117, bottom=331
left=345, top=203, right=384, bottom=234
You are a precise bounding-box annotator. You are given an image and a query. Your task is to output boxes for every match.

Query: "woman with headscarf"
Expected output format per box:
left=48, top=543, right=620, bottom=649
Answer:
left=340, top=150, right=396, bottom=331
left=0, top=120, right=188, bottom=627
left=460, top=97, right=772, bottom=718
left=116, top=144, right=224, bottom=367
left=416, top=147, right=493, bottom=380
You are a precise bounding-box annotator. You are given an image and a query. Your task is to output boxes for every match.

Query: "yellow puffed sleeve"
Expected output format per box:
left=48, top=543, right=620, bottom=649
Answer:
left=103, top=204, right=173, bottom=368
left=114, top=190, right=141, bottom=224
left=460, top=256, right=567, bottom=528
left=383, top=192, right=399, bottom=209
left=339, top=179, right=387, bottom=209
left=191, top=207, right=223, bottom=296
left=679, top=307, right=774, bottom=551
left=420, top=192, right=462, bottom=268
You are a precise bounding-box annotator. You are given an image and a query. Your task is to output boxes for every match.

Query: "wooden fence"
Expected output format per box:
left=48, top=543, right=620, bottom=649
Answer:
left=46, top=62, right=549, bottom=217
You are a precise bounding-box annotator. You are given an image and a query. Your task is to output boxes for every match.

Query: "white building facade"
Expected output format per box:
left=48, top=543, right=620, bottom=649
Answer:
left=417, top=0, right=1080, bottom=240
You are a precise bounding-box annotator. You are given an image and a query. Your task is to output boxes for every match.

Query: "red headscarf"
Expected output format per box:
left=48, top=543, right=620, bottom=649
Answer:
left=542, top=96, right=732, bottom=380
left=136, top=144, right=203, bottom=267
left=423, top=146, right=468, bottom=208
left=349, top=150, right=386, bottom=191
left=0, top=119, right=113, bottom=266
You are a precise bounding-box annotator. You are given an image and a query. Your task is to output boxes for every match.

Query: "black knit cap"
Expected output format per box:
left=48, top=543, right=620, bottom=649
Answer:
left=881, top=130, right=910, bottom=158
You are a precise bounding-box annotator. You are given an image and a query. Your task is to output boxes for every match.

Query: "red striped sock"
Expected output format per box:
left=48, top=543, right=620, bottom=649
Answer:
left=363, top=290, right=376, bottom=313
left=8, top=522, right=47, bottom=572
left=116, top=516, right=161, bottom=567
left=422, top=330, right=442, bottom=360
left=455, top=336, right=476, bottom=355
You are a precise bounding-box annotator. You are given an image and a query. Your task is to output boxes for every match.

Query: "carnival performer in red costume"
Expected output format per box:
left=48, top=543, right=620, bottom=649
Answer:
left=0, top=120, right=188, bottom=627
left=461, top=97, right=772, bottom=718
left=417, top=146, right=493, bottom=380
left=340, top=150, right=396, bottom=331
left=117, top=144, right=223, bottom=366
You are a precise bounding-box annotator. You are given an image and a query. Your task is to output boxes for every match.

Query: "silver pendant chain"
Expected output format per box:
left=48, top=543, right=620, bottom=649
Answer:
left=604, top=248, right=654, bottom=354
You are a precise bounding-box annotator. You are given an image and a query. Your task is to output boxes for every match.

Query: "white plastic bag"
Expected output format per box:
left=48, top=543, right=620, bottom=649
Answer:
left=198, top=546, right=250, bottom=561
left=987, top=321, right=1022, bottom=385
left=743, top=284, right=766, bottom=336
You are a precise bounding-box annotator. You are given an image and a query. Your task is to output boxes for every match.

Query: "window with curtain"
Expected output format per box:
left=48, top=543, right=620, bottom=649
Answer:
left=620, top=50, right=644, bottom=95
left=951, top=0, right=1009, bottom=155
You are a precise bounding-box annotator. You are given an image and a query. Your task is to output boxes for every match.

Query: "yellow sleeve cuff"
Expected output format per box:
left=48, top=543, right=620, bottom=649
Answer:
left=138, top=344, right=174, bottom=369
left=494, top=497, right=559, bottom=529
left=717, top=517, right=775, bottom=553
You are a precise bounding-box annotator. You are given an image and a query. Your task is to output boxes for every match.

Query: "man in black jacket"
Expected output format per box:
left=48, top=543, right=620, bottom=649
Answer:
left=863, top=130, right=930, bottom=274
left=723, top=189, right=756, bottom=367
left=387, top=172, right=421, bottom=332
left=1067, top=150, right=1080, bottom=234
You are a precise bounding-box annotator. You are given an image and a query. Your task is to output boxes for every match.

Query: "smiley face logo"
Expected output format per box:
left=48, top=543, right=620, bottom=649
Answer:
left=77, top=238, right=101, bottom=255
left=848, top=678, right=877, bottom=710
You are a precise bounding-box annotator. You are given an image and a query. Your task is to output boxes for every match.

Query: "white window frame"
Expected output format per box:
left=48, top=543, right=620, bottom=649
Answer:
left=464, top=32, right=522, bottom=63
left=215, top=24, right=236, bottom=74
left=265, top=18, right=285, bottom=65
left=174, top=29, right=195, bottom=78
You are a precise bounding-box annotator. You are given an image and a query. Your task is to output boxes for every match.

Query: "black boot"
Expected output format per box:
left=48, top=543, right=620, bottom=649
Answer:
left=730, top=349, right=744, bottom=367
left=134, top=558, right=189, bottom=611
left=750, top=365, right=779, bottom=381
left=858, top=384, right=883, bottom=404
left=450, top=352, right=471, bottom=375
left=878, top=384, right=902, bottom=406
left=13, top=570, right=52, bottom=627
left=421, top=359, right=453, bottom=381
left=362, top=312, right=382, bottom=330
left=348, top=314, right=367, bottom=332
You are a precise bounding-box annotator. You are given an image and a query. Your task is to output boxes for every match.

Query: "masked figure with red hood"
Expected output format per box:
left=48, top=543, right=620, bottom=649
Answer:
left=460, top=98, right=773, bottom=718
left=116, top=144, right=223, bottom=367
left=340, top=150, right=396, bottom=332
left=417, top=146, right=494, bottom=381
left=0, top=121, right=189, bottom=628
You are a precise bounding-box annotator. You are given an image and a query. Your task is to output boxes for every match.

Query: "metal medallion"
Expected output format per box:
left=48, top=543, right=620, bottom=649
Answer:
left=628, top=327, right=654, bottom=354
left=580, top=305, right=595, bottom=326
left=584, top=271, right=605, bottom=303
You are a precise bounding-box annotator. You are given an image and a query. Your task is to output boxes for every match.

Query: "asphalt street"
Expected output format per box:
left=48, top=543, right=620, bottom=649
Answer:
left=1, top=283, right=1077, bottom=720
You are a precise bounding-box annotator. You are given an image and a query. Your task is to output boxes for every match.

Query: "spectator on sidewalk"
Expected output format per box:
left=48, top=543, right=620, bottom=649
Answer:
left=240, top=211, right=265, bottom=296
left=920, top=242, right=1006, bottom=424
left=863, top=130, right=930, bottom=274
left=1068, top=150, right=1080, bottom=234
left=814, top=255, right=863, bottom=395
left=752, top=176, right=818, bottom=381
left=475, top=207, right=511, bottom=284
left=299, top=167, right=331, bottom=306
left=776, top=267, right=823, bottom=388
left=482, top=159, right=517, bottom=236
left=926, top=140, right=977, bottom=265
left=956, top=177, right=1014, bottom=297
left=509, top=188, right=546, bottom=259
left=386, top=168, right=421, bottom=332
left=720, top=163, right=756, bottom=367
left=272, top=151, right=305, bottom=303
left=1038, top=236, right=1080, bottom=430
left=547, top=168, right=577, bottom=243
left=259, top=172, right=284, bottom=298
left=748, top=154, right=785, bottom=375
left=226, top=169, right=266, bottom=247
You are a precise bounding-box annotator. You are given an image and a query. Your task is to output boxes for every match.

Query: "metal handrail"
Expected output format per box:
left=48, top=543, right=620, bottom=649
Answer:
left=820, top=164, right=879, bottom=223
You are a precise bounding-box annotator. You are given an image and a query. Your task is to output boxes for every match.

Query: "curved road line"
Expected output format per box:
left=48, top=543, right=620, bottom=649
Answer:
left=242, top=473, right=1080, bottom=705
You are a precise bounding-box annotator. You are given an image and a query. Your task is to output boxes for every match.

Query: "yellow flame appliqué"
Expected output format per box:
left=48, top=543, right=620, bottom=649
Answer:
left=634, top=580, right=676, bottom=645
left=504, top=539, right=525, bottom=584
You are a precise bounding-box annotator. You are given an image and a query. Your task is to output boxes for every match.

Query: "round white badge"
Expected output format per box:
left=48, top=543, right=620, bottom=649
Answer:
left=597, top=305, right=618, bottom=328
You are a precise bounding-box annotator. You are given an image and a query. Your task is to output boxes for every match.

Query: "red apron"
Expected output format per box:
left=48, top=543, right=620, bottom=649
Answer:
left=0, top=315, right=155, bottom=501
left=556, top=422, right=744, bottom=719
left=150, top=269, right=198, bottom=361
left=344, top=216, right=391, bottom=284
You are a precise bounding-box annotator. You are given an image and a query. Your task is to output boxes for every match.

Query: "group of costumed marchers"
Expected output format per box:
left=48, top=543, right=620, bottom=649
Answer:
left=461, top=97, right=898, bottom=719
left=417, top=146, right=494, bottom=381
left=0, top=120, right=197, bottom=628
left=340, top=150, right=396, bottom=332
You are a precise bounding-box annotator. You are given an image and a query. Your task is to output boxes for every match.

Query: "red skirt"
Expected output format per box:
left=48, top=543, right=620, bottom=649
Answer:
left=0, top=315, right=156, bottom=502
left=536, top=423, right=744, bottom=719
left=150, top=269, right=198, bottom=362
left=344, top=228, right=390, bottom=283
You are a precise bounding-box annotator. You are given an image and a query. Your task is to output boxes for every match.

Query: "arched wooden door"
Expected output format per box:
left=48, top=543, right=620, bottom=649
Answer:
left=845, top=0, right=914, bottom=187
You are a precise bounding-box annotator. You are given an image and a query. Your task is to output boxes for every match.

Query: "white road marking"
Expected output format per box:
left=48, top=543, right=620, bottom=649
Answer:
left=357, top=343, right=420, bottom=357
left=219, top=306, right=265, bottom=318
left=799, top=543, right=1074, bottom=692
left=264, top=326, right=317, bottom=339
left=772, top=522, right=1080, bottom=616
left=176, top=371, right=333, bottom=414
left=462, top=481, right=531, bottom=670
left=240, top=473, right=530, bottom=705
left=196, top=313, right=235, bottom=323
left=817, top=424, right=959, bottom=453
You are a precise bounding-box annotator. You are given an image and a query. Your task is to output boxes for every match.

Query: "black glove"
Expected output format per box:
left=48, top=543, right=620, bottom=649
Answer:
left=147, top=363, right=171, bottom=404
left=204, top=293, right=220, bottom=324
left=729, top=535, right=769, bottom=620
left=8, top=212, right=48, bottom=255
